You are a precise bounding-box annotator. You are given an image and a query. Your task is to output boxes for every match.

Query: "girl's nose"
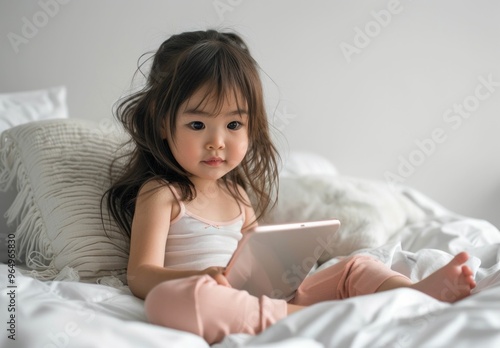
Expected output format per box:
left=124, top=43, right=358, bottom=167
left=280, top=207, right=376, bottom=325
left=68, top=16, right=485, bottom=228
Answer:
left=206, top=132, right=225, bottom=150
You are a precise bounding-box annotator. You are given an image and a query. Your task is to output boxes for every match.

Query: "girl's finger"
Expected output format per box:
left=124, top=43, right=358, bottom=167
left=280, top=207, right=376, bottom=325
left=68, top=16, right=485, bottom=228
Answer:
left=214, top=273, right=232, bottom=288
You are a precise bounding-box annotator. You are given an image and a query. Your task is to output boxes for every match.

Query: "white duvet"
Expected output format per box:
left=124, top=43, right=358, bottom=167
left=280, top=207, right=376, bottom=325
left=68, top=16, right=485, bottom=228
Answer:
left=1, top=184, right=500, bottom=348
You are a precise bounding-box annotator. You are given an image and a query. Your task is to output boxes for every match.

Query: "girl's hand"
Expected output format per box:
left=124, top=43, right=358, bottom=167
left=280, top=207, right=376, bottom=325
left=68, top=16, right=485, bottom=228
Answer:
left=202, top=266, right=232, bottom=287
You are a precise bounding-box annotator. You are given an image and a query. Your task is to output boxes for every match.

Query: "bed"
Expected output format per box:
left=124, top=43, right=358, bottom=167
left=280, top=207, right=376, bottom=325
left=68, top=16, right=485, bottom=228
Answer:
left=1, top=88, right=500, bottom=348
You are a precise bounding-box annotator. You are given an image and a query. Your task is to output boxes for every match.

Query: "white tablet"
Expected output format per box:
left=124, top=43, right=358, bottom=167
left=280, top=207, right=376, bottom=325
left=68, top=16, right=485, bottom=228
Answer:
left=224, top=219, right=341, bottom=301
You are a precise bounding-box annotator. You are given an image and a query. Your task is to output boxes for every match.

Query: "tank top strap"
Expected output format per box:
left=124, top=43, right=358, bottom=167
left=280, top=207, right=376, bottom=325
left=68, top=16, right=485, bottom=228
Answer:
left=164, top=183, right=186, bottom=224
left=166, top=183, right=182, bottom=200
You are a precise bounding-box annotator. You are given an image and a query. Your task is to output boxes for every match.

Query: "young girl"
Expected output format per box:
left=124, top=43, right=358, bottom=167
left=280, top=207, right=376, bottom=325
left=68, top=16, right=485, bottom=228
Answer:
left=106, top=29, right=476, bottom=344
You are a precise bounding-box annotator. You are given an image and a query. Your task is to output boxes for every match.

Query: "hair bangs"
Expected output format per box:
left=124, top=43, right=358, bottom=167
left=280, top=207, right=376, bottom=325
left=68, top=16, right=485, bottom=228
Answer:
left=176, top=40, right=257, bottom=118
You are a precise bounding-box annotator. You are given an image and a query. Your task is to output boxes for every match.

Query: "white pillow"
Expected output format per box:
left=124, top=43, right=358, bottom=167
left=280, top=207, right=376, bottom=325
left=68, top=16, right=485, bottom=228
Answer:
left=0, top=86, right=68, bottom=132
left=0, top=86, right=68, bottom=263
left=263, top=174, right=427, bottom=263
left=0, top=118, right=130, bottom=283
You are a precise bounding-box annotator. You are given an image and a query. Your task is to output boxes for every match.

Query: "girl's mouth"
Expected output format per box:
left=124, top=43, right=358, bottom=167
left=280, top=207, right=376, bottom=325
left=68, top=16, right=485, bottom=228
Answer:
left=203, top=158, right=224, bottom=166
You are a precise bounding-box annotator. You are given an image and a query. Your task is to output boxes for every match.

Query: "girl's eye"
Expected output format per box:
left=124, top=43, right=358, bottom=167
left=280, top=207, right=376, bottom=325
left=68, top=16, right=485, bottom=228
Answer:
left=189, top=121, right=205, bottom=130
left=227, top=121, right=242, bottom=130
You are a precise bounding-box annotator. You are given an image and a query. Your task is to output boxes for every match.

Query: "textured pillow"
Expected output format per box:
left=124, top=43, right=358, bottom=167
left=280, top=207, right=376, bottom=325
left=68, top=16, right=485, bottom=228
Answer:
left=0, top=118, right=130, bottom=284
left=0, top=86, right=68, bottom=263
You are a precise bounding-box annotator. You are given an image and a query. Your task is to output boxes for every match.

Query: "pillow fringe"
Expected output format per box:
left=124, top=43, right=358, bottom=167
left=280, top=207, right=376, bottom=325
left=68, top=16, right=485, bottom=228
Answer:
left=0, top=133, right=19, bottom=191
left=19, top=266, right=126, bottom=287
left=19, top=263, right=80, bottom=282
left=1, top=130, right=55, bottom=269
left=96, top=274, right=125, bottom=289
left=15, top=203, right=54, bottom=264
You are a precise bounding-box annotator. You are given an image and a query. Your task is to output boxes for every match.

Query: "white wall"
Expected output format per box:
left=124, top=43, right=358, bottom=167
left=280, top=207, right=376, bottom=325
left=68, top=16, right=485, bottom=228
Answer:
left=1, top=0, right=499, bottom=228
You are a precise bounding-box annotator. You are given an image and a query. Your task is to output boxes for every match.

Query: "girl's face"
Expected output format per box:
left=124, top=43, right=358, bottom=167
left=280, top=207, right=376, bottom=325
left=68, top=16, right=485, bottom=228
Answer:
left=165, top=86, right=249, bottom=186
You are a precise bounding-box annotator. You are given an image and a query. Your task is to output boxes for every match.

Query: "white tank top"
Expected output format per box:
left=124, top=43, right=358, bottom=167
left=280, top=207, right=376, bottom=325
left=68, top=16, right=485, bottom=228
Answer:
left=164, top=186, right=244, bottom=270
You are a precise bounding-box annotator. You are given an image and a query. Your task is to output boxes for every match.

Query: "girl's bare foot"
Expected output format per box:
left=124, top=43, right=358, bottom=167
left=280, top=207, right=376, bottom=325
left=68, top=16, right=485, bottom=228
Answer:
left=410, top=251, right=476, bottom=303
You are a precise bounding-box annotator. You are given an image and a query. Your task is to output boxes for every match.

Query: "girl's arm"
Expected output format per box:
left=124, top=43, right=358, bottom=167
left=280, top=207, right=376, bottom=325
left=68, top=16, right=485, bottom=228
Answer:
left=127, top=180, right=203, bottom=299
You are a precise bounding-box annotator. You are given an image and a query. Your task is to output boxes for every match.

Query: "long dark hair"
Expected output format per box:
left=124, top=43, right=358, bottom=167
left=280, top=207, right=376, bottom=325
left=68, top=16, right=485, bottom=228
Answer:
left=104, top=29, right=280, bottom=237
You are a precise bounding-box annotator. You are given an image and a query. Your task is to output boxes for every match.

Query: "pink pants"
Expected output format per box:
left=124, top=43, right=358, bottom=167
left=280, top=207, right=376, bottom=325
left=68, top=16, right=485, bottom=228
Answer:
left=144, top=255, right=406, bottom=344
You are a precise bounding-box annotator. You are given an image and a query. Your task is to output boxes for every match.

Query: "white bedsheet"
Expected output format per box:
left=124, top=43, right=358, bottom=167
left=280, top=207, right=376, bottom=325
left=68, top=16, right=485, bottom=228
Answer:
left=1, top=186, right=500, bottom=348
left=0, top=266, right=208, bottom=348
